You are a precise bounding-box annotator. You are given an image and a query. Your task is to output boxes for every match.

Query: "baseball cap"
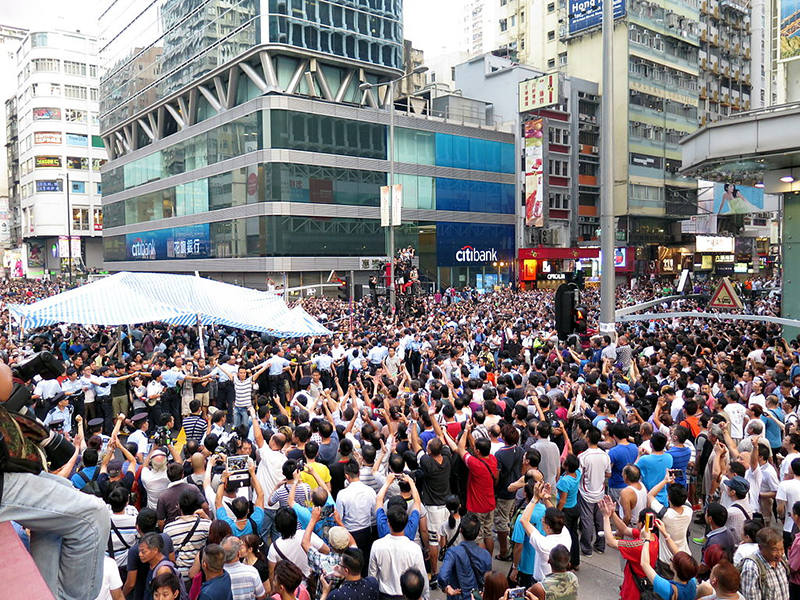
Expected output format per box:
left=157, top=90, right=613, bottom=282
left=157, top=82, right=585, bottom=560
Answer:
left=107, top=459, right=123, bottom=476
left=722, top=476, right=750, bottom=496
left=327, top=526, right=350, bottom=551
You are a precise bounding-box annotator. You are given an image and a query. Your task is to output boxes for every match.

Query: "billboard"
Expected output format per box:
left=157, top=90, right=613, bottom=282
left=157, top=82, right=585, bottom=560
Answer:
left=125, top=224, right=211, bottom=261
left=519, top=74, right=559, bottom=112
left=568, top=0, right=626, bottom=36
left=524, top=119, right=544, bottom=228
left=35, top=156, right=62, bottom=168
left=34, top=132, right=61, bottom=144
left=696, top=235, right=735, bottom=253
left=66, top=133, right=88, bottom=147
left=781, top=0, right=800, bottom=60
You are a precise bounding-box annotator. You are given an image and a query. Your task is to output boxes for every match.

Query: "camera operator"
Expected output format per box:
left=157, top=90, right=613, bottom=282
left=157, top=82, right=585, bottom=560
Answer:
left=0, top=360, right=110, bottom=600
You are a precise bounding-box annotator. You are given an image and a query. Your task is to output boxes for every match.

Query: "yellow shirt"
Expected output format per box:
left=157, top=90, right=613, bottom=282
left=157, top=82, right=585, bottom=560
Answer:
left=301, top=461, right=331, bottom=490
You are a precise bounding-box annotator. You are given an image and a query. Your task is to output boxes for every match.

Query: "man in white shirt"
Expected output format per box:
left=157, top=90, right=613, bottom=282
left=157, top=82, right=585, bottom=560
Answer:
left=369, top=501, right=429, bottom=599
left=577, top=428, right=611, bottom=556
left=725, top=399, right=747, bottom=443
left=777, top=455, right=800, bottom=550
left=251, top=407, right=288, bottom=542
left=520, top=485, right=573, bottom=582
left=781, top=433, right=800, bottom=481
left=335, top=461, right=377, bottom=572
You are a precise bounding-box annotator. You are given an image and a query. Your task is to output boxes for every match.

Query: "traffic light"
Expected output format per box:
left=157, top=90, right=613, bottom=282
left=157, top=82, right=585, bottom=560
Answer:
left=573, top=268, right=585, bottom=290
left=573, top=305, right=588, bottom=335
left=337, top=278, right=350, bottom=301
left=554, top=284, right=576, bottom=340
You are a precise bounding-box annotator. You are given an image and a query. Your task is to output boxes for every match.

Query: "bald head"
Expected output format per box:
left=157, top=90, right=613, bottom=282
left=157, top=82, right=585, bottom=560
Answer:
left=271, top=432, right=287, bottom=450
left=191, top=452, right=205, bottom=471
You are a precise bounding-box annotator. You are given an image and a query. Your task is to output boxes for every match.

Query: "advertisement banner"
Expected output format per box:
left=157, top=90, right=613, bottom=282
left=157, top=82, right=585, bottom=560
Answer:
left=66, top=133, right=88, bottom=147
left=781, top=0, right=800, bottom=60
left=91, top=158, right=107, bottom=171
left=36, top=180, right=62, bottom=192
left=524, top=119, right=544, bottom=228
left=32, top=107, right=61, bottom=120
left=125, top=224, right=211, bottom=261
left=568, top=0, right=626, bottom=36
left=435, top=222, right=514, bottom=267
left=35, top=156, right=62, bottom=168
left=0, top=197, right=10, bottom=248
left=67, top=156, right=89, bottom=170
left=713, top=183, right=764, bottom=214
left=519, top=74, right=558, bottom=113
left=34, top=132, right=62, bottom=144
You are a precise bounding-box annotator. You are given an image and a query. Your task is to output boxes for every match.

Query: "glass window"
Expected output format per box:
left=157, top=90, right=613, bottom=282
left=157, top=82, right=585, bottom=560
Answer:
left=71, top=181, right=87, bottom=194
left=469, top=138, right=486, bottom=171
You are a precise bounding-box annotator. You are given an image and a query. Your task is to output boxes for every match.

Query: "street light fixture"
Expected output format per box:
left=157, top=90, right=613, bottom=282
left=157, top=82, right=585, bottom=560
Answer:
left=359, top=65, right=428, bottom=312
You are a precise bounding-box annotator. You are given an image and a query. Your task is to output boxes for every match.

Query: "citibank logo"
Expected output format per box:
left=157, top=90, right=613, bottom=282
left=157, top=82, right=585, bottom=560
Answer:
left=456, top=245, right=498, bottom=263
left=131, top=238, right=156, bottom=259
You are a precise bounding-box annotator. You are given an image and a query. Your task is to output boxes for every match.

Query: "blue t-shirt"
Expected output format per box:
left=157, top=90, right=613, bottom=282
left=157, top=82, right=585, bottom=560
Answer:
left=376, top=506, right=420, bottom=539
left=762, top=409, right=784, bottom=449
left=637, top=453, right=673, bottom=505
left=608, top=444, right=639, bottom=489
left=510, top=503, right=546, bottom=576
left=667, top=446, right=692, bottom=487
left=215, top=505, right=265, bottom=537
left=653, top=574, right=697, bottom=600
left=293, top=497, right=335, bottom=539
left=71, top=466, right=98, bottom=490
left=556, top=471, right=581, bottom=509
left=198, top=571, right=233, bottom=600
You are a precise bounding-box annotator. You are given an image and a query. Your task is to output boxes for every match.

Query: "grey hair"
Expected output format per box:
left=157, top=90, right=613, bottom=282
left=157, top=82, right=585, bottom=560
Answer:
left=747, top=420, right=764, bottom=434
left=221, top=535, right=242, bottom=562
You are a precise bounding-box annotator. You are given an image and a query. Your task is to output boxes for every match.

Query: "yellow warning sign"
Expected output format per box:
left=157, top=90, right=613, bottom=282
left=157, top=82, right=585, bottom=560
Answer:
left=709, top=277, right=743, bottom=310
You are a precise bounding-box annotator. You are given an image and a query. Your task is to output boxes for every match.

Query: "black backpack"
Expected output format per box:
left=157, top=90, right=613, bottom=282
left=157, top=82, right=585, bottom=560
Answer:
left=78, top=468, right=103, bottom=497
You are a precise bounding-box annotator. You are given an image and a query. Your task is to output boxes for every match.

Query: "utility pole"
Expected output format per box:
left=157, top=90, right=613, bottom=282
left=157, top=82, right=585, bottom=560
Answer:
left=388, top=79, right=396, bottom=312
left=64, top=172, right=73, bottom=285
left=599, top=0, right=616, bottom=336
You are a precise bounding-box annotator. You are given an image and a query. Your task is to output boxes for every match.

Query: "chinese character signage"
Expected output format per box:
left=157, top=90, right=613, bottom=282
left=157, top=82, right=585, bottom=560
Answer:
left=35, top=156, right=62, bottom=168
left=519, top=75, right=559, bottom=112
left=568, top=0, right=626, bottom=36
left=524, top=119, right=544, bottom=228
left=125, top=224, right=210, bottom=261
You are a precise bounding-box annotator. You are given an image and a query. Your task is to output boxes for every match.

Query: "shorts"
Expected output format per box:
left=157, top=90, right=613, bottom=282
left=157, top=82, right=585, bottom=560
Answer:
left=425, top=505, right=449, bottom=546
left=194, top=392, right=210, bottom=407
left=493, top=498, right=516, bottom=534
left=475, top=510, right=494, bottom=540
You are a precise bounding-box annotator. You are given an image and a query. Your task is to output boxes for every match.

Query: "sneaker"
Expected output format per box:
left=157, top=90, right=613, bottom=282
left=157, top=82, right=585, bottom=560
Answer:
left=691, top=537, right=706, bottom=545
left=429, top=578, right=438, bottom=590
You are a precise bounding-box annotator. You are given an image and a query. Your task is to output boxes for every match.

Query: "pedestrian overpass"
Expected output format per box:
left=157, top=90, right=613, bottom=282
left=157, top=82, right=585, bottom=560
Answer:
left=680, top=101, right=800, bottom=338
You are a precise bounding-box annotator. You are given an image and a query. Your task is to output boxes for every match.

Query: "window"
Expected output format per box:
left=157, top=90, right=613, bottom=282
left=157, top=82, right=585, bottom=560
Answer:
left=548, top=58, right=555, bottom=68
left=31, top=33, right=48, bottom=47
left=90, top=88, right=98, bottom=101
left=64, top=85, right=88, bottom=100
left=64, top=61, right=86, bottom=76
left=96, top=182, right=103, bottom=195
left=89, top=64, right=97, bottom=78
left=71, top=181, right=87, bottom=194
left=548, top=30, right=555, bottom=41
left=93, top=210, right=103, bottom=231
left=510, top=15, right=516, bottom=27
left=32, top=58, right=59, bottom=73
left=65, top=109, right=87, bottom=122
left=559, top=52, right=568, bottom=66
left=72, top=208, right=90, bottom=231
left=548, top=2, right=555, bottom=11
left=500, top=19, right=508, bottom=32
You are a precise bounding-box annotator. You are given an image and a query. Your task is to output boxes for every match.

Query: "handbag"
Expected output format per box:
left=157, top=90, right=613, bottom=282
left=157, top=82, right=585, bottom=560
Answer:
left=626, top=561, right=660, bottom=600
left=438, top=521, right=462, bottom=562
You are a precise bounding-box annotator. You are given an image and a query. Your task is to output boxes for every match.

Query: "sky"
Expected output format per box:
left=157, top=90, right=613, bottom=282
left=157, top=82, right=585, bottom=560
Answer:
left=403, top=0, right=464, bottom=58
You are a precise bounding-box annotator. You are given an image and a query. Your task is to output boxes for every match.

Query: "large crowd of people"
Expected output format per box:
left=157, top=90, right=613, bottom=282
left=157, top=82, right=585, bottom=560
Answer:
left=0, top=271, right=798, bottom=600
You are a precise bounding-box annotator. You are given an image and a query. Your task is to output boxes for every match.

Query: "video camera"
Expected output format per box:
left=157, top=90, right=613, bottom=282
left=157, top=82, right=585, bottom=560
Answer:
left=4, top=352, right=75, bottom=470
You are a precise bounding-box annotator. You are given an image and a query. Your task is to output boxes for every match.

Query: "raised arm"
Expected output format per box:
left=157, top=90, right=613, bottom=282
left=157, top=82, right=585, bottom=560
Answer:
left=376, top=473, right=395, bottom=510
left=301, top=506, right=321, bottom=552
left=598, top=495, right=621, bottom=549
left=639, top=528, right=658, bottom=584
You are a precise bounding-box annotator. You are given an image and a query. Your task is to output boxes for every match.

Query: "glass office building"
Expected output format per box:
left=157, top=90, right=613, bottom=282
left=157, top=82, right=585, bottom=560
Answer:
left=99, top=0, right=516, bottom=289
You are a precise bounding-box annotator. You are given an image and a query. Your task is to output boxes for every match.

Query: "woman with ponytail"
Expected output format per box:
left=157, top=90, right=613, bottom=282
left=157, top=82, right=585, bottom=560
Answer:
left=437, top=494, right=464, bottom=563
left=240, top=533, right=269, bottom=585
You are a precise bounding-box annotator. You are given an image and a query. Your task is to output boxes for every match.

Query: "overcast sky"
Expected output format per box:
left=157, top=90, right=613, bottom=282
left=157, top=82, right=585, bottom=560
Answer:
left=1, top=0, right=459, bottom=56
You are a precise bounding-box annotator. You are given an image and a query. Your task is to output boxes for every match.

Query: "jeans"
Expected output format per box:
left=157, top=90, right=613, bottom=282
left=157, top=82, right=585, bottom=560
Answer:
left=0, top=471, right=110, bottom=600
left=233, top=406, right=251, bottom=429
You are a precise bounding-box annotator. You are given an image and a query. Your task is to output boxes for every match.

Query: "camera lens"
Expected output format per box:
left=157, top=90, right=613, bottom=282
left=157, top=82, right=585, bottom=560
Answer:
left=40, top=431, right=75, bottom=470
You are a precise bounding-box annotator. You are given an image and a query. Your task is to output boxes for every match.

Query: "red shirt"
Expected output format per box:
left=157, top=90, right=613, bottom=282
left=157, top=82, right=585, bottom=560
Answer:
left=464, top=452, right=498, bottom=513
left=446, top=422, right=463, bottom=439
left=617, top=529, right=659, bottom=600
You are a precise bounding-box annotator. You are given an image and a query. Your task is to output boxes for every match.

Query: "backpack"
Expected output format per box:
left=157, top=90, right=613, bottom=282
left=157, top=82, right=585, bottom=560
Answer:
left=152, top=558, right=189, bottom=600
left=738, top=554, right=790, bottom=594
left=78, top=468, right=103, bottom=497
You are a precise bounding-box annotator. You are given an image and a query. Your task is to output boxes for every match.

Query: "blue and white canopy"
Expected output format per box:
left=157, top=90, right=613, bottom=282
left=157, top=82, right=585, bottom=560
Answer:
left=8, top=272, right=332, bottom=338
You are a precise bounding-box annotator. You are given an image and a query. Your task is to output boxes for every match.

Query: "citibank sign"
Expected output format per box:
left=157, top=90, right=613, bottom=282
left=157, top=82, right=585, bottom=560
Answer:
left=130, top=238, right=156, bottom=259
left=455, top=245, right=499, bottom=263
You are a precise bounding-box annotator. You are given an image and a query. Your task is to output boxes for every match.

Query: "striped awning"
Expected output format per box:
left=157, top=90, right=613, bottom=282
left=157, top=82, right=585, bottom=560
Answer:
left=9, top=272, right=332, bottom=338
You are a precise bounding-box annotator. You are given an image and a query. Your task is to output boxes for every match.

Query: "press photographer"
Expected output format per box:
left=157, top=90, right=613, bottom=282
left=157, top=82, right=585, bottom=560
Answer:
left=0, top=354, right=110, bottom=600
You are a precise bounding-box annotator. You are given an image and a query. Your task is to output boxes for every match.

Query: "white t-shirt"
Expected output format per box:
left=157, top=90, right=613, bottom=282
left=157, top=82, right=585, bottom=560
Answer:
left=93, top=556, right=123, bottom=600
left=650, top=499, right=692, bottom=561
left=760, top=462, right=780, bottom=493
left=527, top=526, right=573, bottom=582
left=776, top=478, right=800, bottom=532
left=267, top=532, right=324, bottom=577
left=578, top=448, right=611, bottom=503
left=726, top=403, right=747, bottom=439
left=781, top=452, right=800, bottom=481
left=256, top=445, right=287, bottom=510
left=744, top=467, right=763, bottom=514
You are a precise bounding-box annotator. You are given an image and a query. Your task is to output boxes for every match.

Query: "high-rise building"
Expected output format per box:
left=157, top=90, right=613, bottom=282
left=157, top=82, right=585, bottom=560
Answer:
left=496, top=0, right=567, bottom=69
left=98, top=0, right=517, bottom=290
left=7, top=30, right=106, bottom=278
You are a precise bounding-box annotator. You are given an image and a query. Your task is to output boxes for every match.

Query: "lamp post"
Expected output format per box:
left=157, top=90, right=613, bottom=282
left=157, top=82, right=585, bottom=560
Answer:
left=492, top=261, right=507, bottom=287
left=360, top=65, right=428, bottom=312
left=61, top=171, right=73, bottom=284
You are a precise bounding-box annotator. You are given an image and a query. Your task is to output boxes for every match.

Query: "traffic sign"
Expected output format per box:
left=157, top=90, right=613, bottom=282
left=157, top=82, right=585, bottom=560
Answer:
left=708, top=277, right=743, bottom=310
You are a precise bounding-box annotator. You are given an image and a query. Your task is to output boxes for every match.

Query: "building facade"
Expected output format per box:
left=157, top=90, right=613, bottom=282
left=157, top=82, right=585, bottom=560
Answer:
left=7, top=30, right=106, bottom=278
left=99, top=0, right=516, bottom=290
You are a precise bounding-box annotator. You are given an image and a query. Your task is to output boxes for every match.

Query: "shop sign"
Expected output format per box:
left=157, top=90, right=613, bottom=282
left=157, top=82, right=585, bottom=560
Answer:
left=126, top=224, right=210, bottom=261
left=537, top=272, right=569, bottom=281
left=35, top=156, right=61, bottom=168
left=455, top=245, right=498, bottom=263
left=34, top=132, right=61, bottom=144
left=715, top=254, right=735, bottom=263
left=36, top=180, right=62, bottom=192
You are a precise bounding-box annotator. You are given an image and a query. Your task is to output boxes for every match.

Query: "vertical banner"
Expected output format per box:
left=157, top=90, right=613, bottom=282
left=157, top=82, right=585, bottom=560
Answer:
left=524, top=119, right=544, bottom=227
left=380, top=184, right=403, bottom=226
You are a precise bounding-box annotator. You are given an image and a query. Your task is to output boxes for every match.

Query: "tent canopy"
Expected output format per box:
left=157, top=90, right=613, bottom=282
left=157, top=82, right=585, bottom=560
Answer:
left=9, top=272, right=331, bottom=338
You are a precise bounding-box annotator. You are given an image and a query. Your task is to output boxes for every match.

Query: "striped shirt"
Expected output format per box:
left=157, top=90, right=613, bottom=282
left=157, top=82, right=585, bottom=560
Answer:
left=223, top=561, right=266, bottom=600
left=182, top=415, right=207, bottom=443
left=163, top=515, right=211, bottom=576
left=233, top=377, right=256, bottom=408
left=108, top=508, right=138, bottom=568
left=269, top=482, right=312, bottom=509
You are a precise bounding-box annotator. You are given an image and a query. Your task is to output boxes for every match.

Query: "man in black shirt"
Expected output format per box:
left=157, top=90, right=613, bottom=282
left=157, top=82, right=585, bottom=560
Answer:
left=494, top=424, right=524, bottom=560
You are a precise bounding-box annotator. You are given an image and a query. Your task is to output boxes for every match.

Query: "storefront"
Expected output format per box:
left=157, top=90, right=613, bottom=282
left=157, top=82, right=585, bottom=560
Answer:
left=436, top=223, right=515, bottom=290
left=518, top=246, right=635, bottom=289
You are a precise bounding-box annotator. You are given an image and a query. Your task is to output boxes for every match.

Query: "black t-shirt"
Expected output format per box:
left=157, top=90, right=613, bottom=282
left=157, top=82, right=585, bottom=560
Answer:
left=417, top=451, right=452, bottom=506
left=495, top=445, right=524, bottom=500
left=329, top=459, right=349, bottom=498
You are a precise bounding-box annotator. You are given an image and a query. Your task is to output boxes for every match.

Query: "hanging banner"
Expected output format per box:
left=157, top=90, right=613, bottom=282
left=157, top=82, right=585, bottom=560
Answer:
left=524, top=119, right=544, bottom=228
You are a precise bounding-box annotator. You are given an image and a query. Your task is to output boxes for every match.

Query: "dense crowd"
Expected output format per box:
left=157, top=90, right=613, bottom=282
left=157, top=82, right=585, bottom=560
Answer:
left=0, top=271, right=798, bottom=600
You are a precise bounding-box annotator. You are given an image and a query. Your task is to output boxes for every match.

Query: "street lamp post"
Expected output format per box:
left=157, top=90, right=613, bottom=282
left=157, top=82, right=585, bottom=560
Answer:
left=492, top=261, right=507, bottom=287
left=61, top=172, right=73, bottom=285
left=360, top=65, right=427, bottom=312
